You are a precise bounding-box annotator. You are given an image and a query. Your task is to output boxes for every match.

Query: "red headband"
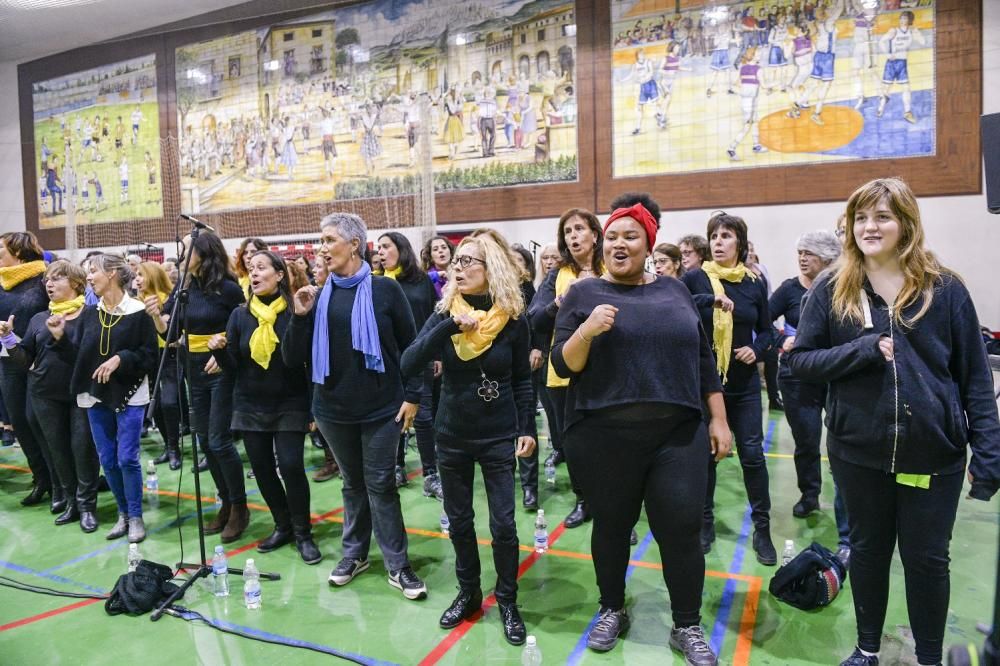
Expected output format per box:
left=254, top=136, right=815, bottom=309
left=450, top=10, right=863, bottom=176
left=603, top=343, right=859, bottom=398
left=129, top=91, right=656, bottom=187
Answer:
left=603, top=203, right=658, bottom=249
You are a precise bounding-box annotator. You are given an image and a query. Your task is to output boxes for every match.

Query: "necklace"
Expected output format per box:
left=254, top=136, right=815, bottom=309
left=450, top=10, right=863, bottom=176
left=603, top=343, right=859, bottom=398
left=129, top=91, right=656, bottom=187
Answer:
left=477, top=368, right=500, bottom=403
left=98, top=307, right=124, bottom=356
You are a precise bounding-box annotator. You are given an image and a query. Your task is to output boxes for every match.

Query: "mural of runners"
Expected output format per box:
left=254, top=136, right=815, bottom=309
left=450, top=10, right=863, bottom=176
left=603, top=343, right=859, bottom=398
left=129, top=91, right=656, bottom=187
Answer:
left=31, top=55, right=162, bottom=229
left=175, top=0, right=579, bottom=213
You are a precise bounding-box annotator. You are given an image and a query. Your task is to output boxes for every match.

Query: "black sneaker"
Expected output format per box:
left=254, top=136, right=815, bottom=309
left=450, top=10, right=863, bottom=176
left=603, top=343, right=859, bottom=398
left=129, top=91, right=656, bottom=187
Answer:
left=669, top=625, right=718, bottom=665
left=793, top=496, right=820, bottom=518
left=388, top=566, right=427, bottom=600
left=586, top=606, right=630, bottom=652
left=753, top=528, right=777, bottom=566
left=840, top=647, right=879, bottom=665
left=328, top=558, right=369, bottom=586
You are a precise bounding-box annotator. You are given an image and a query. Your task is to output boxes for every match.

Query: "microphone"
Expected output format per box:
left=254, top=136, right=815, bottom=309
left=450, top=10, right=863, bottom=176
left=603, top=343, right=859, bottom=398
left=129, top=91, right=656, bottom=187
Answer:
left=179, top=214, right=215, bottom=233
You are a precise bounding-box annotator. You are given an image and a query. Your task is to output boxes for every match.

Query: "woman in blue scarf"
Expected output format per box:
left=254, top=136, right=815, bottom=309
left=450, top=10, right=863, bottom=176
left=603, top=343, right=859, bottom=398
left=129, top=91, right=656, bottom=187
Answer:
left=283, top=213, right=427, bottom=600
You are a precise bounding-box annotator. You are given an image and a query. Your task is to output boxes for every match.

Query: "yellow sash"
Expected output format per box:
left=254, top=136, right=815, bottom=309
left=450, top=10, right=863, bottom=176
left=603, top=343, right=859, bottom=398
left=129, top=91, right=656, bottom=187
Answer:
left=188, top=332, right=225, bottom=354
left=449, top=294, right=510, bottom=361
left=248, top=295, right=287, bottom=369
left=701, top=261, right=755, bottom=383
left=49, top=295, right=85, bottom=315
left=0, top=261, right=46, bottom=291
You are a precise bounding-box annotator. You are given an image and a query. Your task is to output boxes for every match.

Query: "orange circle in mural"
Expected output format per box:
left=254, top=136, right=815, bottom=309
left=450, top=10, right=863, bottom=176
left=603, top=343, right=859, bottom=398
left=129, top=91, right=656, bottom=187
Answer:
left=759, top=106, right=864, bottom=154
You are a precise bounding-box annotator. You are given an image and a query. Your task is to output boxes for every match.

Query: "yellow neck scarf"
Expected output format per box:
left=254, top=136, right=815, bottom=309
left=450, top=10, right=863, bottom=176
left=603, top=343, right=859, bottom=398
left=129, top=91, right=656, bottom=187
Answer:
left=383, top=266, right=402, bottom=280
left=449, top=294, right=510, bottom=361
left=701, top=261, right=754, bottom=383
left=238, top=275, right=251, bottom=300
left=248, top=294, right=287, bottom=369
left=0, top=261, right=47, bottom=291
left=547, top=265, right=605, bottom=387
left=49, top=295, right=86, bottom=315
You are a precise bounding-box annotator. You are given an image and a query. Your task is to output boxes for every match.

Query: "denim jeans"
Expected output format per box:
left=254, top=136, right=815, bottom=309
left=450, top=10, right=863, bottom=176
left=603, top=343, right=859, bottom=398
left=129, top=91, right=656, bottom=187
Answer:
left=88, top=403, right=145, bottom=517
left=778, top=375, right=825, bottom=501
left=186, top=355, right=246, bottom=505
left=316, top=416, right=411, bottom=572
left=31, top=395, right=100, bottom=512
left=0, top=359, right=52, bottom=490
left=437, top=435, right=519, bottom=602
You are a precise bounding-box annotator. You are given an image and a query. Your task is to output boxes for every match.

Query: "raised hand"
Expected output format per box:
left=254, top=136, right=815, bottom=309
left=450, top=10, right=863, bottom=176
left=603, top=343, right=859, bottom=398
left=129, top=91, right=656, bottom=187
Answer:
left=580, top=304, right=618, bottom=340
left=0, top=315, right=14, bottom=337
left=293, top=285, right=320, bottom=315
left=45, top=314, right=65, bottom=340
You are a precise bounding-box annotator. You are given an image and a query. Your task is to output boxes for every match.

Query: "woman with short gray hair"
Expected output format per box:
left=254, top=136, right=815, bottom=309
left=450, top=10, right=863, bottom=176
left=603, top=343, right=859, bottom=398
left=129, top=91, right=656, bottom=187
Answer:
left=283, top=213, right=428, bottom=599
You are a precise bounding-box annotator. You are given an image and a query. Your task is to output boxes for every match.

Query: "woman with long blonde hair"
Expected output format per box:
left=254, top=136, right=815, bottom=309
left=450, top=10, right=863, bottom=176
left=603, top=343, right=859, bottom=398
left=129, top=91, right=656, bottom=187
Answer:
left=787, top=177, right=1000, bottom=666
left=401, top=231, right=536, bottom=646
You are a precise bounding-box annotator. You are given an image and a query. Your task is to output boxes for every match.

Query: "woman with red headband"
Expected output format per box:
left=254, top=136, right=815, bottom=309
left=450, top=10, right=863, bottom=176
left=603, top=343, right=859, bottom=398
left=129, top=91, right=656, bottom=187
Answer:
left=551, top=193, right=730, bottom=663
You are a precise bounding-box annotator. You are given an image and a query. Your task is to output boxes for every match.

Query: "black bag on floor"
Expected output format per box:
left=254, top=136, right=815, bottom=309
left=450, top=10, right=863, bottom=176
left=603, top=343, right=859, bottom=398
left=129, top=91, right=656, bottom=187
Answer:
left=105, top=560, right=183, bottom=616
left=768, top=542, right=847, bottom=611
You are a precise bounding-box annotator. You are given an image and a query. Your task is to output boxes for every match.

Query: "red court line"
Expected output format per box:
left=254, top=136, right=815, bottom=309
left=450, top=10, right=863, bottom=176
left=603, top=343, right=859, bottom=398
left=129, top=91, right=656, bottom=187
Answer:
left=0, top=598, right=101, bottom=632
left=417, top=522, right=568, bottom=666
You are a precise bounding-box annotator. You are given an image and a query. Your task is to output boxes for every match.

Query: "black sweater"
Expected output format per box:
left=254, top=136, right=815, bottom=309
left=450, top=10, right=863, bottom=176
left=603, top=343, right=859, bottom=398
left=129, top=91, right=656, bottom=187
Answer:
left=682, top=267, right=774, bottom=393
left=0, top=274, right=48, bottom=339
left=213, top=293, right=309, bottom=417
left=52, top=305, right=159, bottom=412
left=165, top=277, right=245, bottom=341
left=393, top=274, right=437, bottom=330
left=283, top=276, right=422, bottom=424
left=9, top=309, right=83, bottom=402
left=785, top=273, right=1000, bottom=499
left=550, top=277, right=722, bottom=430
left=400, top=293, right=536, bottom=443
left=769, top=277, right=808, bottom=380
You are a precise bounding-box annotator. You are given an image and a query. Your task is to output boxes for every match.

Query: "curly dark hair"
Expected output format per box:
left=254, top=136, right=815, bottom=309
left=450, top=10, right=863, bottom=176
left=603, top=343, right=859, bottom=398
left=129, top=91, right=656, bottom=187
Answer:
left=190, top=232, right=237, bottom=293
left=421, top=235, right=455, bottom=271
left=608, top=191, right=662, bottom=225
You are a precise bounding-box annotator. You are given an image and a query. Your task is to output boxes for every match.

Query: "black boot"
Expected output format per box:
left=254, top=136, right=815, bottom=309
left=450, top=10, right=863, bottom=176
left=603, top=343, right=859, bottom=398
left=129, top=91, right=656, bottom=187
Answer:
left=439, top=588, right=483, bottom=628
left=257, top=526, right=293, bottom=553
left=753, top=527, right=777, bottom=566
left=55, top=501, right=80, bottom=525
left=295, top=534, right=323, bottom=565
left=79, top=511, right=99, bottom=533
left=167, top=442, right=181, bottom=471
left=498, top=601, right=526, bottom=645
left=21, top=485, right=50, bottom=507
left=565, top=498, right=591, bottom=529
left=153, top=448, right=170, bottom=465
left=523, top=487, right=538, bottom=512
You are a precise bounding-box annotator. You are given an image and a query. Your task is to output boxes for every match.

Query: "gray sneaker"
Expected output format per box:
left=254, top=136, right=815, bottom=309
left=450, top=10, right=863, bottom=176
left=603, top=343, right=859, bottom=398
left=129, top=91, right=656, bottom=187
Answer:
left=127, top=516, right=146, bottom=543
left=669, top=625, right=718, bottom=665
left=586, top=607, right=630, bottom=652
left=423, top=473, right=444, bottom=501
left=328, top=558, right=369, bottom=586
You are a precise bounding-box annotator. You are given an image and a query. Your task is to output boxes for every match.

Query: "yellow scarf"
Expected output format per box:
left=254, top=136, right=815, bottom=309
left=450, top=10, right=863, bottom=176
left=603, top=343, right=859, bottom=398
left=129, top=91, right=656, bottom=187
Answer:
left=546, top=265, right=606, bottom=387
left=702, top=261, right=755, bottom=383
left=0, top=261, right=47, bottom=291
left=238, top=275, right=251, bottom=300
left=248, top=295, right=287, bottom=369
left=449, top=294, right=510, bottom=361
left=383, top=266, right=402, bottom=280
left=49, top=295, right=85, bottom=315
left=188, top=332, right=225, bottom=354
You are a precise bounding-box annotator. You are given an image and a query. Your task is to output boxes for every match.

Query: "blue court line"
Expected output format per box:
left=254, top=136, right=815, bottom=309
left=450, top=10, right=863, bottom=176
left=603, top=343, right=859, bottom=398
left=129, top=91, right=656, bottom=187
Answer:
left=565, top=530, right=656, bottom=666
left=0, top=559, right=108, bottom=596
left=708, top=418, right=776, bottom=656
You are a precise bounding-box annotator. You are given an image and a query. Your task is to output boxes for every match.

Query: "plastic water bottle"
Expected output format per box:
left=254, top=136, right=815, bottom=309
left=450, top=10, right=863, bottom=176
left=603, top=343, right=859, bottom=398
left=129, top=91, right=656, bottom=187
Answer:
left=243, top=558, right=261, bottom=610
left=782, top=539, right=795, bottom=566
left=145, top=460, right=159, bottom=509
left=440, top=510, right=450, bottom=535
left=534, top=510, right=549, bottom=554
left=127, top=543, right=141, bottom=572
left=544, top=458, right=556, bottom=486
left=522, top=635, right=542, bottom=665
left=211, top=545, right=229, bottom=597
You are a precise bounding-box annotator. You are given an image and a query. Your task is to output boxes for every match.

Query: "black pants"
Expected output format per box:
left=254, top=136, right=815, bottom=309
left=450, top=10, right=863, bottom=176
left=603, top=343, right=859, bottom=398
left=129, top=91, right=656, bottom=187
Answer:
left=516, top=368, right=546, bottom=492
left=437, top=434, right=519, bottom=602
left=706, top=382, right=771, bottom=530
left=186, top=355, right=246, bottom=505
left=779, top=375, right=825, bottom=501
left=546, top=386, right=582, bottom=497
left=565, top=410, right=708, bottom=625
left=242, top=430, right=311, bottom=535
left=762, top=348, right=781, bottom=405
left=0, top=360, right=52, bottom=491
left=831, top=456, right=964, bottom=665
left=29, top=395, right=100, bottom=512
left=396, top=365, right=437, bottom=476
left=153, top=349, right=182, bottom=451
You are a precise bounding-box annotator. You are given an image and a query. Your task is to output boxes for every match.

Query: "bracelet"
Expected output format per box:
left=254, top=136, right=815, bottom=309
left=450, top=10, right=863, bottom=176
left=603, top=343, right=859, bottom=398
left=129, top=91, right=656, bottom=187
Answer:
left=575, top=328, right=593, bottom=344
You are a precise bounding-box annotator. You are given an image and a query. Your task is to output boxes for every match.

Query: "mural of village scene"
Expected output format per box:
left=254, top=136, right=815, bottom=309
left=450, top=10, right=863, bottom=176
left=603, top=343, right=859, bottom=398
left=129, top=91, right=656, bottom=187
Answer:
left=175, top=0, right=579, bottom=213
left=611, top=0, right=935, bottom=177
left=32, top=55, right=162, bottom=229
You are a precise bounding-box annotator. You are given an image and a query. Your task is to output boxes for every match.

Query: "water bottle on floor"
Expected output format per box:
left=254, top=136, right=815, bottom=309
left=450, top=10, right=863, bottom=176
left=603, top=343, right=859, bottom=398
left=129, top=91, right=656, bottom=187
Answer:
left=243, top=558, right=261, bottom=610
left=440, top=510, right=450, bottom=535
left=534, top=510, right=548, bottom=554
left=211, top=545, right=229, bottom=597
left=782, top=539, right=795, bottom=566
left=544, top=459, right=556, bottom=486
left=145, top=460, right=159, bottom=509
left=127, top=543, right=141, bottom=573
left=521, top=635, right=542, bottom=665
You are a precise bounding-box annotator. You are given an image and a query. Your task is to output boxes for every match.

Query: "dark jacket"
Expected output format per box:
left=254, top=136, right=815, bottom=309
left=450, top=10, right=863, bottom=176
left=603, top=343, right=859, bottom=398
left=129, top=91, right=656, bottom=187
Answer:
left=785, top=273, right=1000, bottom=499
left=8, top=309, right=83, bottom=402
left=0, top=273, right=48, bottom=339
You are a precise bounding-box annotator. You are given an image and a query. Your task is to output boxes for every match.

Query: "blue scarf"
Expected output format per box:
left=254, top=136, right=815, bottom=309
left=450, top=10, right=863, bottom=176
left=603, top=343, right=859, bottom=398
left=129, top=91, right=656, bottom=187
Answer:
left=311, top=261, right=384, bottom=384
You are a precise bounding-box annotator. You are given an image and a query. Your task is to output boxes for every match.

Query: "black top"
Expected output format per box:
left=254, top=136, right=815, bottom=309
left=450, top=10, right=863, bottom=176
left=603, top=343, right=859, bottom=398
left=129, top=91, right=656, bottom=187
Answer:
left=213, top=293, right=309, bottom=417
left=283, top=275, right=422, bottom=424
left=393, top=274, right=437, bottom=331
left=9, top=309, right=84, bottom=402
left=165, top=277, right=245, bottom=340
left=520, top=281, right=536, bottom=348
left=52, top=304, right=159, bottom=412
left=0, top=273, right=48, bottom=339
left=785, top=273, right=1000, bottom=499
left=527, top=270, right=560, bottom=355
left=401, top=293, right=536, bottom=442
left=682, top=267, right=774, bottom=393
left=769, top=276, right=809, bottom=380
left=550, top=277, right=722, bottom=431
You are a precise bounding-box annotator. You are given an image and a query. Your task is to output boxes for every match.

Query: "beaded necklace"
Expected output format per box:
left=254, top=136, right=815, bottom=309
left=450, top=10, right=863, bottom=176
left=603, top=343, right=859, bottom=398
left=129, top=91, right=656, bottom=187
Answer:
left=98, top=304, right=124, bottom=356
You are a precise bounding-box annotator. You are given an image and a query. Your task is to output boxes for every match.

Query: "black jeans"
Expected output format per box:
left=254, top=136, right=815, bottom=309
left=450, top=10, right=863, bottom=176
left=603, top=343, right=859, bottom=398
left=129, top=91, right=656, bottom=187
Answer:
left=546, top=386, right=582, bottom=497
left=565, top=410, right=708, bottom=625
left=397, top=364, right=437, bottom=476
left=29, top=395, right=100, bottom=512
left=706, top=380, right=771, bottom=530
left=831, top=455, right=964, bottom=665
left=779, top=375, right=825, bottom=501
left=153, top=349, right=182, bottom=450
left=437, top=434, right=519, bottom=602
left=763, top=347, right=781, bottom=404
left=242, top=430, right=311, bottom=535
left=0, top=359, right=52, bottom=490
left=186, top=354, right=246, bottom=504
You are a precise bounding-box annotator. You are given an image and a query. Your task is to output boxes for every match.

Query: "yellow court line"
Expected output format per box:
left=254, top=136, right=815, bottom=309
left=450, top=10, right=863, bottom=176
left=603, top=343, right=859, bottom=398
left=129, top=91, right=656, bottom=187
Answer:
left=765, top=452, right=830, bottom=462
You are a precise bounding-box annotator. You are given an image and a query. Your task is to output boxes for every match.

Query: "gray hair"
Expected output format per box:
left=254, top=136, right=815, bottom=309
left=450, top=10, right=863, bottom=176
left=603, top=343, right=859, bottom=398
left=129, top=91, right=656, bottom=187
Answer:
left=90, top=253, right=134, bottom=291
left=797, top=230, right=842, bottom=265
left=320, top=213, right=367, bottom=258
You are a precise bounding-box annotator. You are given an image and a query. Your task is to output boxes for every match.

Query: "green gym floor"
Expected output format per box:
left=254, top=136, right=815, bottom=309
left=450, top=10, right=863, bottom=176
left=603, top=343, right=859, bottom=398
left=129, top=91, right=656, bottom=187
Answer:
left=0, top=409, right=995, bottom=665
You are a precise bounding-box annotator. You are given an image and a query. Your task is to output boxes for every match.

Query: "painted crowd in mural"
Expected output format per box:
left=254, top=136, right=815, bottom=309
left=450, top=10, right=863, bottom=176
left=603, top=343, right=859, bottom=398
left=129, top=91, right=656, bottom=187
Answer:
left=611, top=0, right=936, bottom=176
left=31, top=55, right=163, bottom=229
left=175, top=0, right=579, bottom=214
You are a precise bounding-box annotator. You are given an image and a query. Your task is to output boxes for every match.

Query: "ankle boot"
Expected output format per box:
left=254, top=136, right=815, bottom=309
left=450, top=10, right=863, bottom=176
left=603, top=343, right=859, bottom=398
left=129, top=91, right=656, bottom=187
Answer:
left=296, top=533, right=323, bottom=565
left=127, top=516, right=146, bottom=543
left=565, top=498, right=591, bottom=529
left=220, top=504, right=250, bottom=543
left=21, top=485, right=50, bottom=507
left=106, top=513, right=128, bottom=540
left=55, top=501, right=80, bottom=525
left=153, top=448, right=170, bottom=465
left=167, top=441, right=181, bottom=471
left=204, top=502, right=231, bottom=535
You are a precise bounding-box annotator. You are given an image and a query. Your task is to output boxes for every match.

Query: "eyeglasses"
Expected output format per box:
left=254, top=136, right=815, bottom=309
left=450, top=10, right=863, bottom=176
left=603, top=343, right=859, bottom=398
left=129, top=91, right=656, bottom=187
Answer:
left=652, top=258, right=670, bottom=266
left=680, top=249, right=696, bottom=257
left=452, top=255, right=486, bottom=269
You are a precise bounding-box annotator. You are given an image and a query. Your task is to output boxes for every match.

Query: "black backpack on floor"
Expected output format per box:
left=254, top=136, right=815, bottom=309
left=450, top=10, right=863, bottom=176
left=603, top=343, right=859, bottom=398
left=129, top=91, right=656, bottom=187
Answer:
left=768, top=542, right=847, bottom=611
